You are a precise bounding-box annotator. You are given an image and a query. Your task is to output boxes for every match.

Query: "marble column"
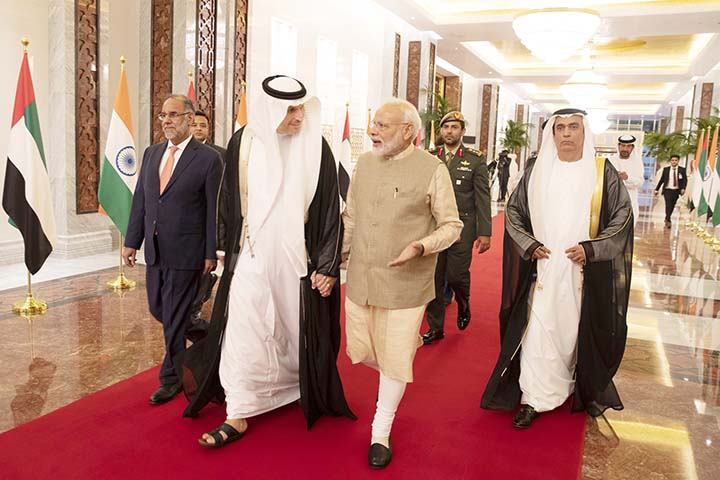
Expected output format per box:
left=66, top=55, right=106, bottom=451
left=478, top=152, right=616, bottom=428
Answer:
left=674, top=106, right=685, bottom=133
left=48, top=0, right=113, bottom=259
left=392, top=33, right=401, bottom=97
left=172, top=0, right=196, bottom=97
left=445, top=76, right=461, bottom=111
left=406, top=41, right=421, bottom=108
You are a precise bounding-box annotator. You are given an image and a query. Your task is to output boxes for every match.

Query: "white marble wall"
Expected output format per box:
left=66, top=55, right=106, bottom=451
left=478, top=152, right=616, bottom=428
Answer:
left=460, top=74, right=481, bottom=148
left=214, top=0, right=235, bottom=147
left=138, top=1, right=152, bottom=153
left=245, top=0, right=435, bottom=154
left=172, top=0, right=197, bottom=98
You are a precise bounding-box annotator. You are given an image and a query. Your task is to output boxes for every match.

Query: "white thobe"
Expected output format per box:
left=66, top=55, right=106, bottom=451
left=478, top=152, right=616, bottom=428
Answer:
left=610, top=155, right=644, bottom=225
left=219, top=136, right=304, bottom=419
left=519, top=160, right=590, bottom=412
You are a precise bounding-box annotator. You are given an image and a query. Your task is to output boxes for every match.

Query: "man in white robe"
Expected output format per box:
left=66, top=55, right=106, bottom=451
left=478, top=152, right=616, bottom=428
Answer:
left=482, top=108, right=634, bottom=428
left=610, top=134, right=644, bottom=225
left=187, top=76, right=354, bottom=448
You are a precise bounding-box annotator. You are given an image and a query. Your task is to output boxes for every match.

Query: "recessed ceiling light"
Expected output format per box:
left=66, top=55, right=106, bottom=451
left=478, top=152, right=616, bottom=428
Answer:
left=410, top=16, right=415, bottom=20
left=489, top=71, right=493, bottom=74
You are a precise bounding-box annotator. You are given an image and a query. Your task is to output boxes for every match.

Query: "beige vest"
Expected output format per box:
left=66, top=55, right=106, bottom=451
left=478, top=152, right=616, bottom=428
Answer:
left=346, top=147, right=441, bottom=309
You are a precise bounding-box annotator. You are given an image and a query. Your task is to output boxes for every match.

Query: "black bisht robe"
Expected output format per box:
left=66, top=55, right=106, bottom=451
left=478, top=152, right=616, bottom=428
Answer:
left=481, top=158, right=634, bottom=417
left=181, top=127, right=356, bottom=428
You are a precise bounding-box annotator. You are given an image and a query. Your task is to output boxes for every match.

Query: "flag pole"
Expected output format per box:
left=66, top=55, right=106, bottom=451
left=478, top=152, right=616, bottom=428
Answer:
left=107, top=234, right=136, bottom=290
left=12, top=271, right=48, bottom=315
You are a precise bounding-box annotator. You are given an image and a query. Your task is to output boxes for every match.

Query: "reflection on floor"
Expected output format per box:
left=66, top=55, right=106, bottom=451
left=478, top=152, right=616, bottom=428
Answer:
left=583, top=193, right=719, bottom=480
left=0, top=194, right=718, bottom=478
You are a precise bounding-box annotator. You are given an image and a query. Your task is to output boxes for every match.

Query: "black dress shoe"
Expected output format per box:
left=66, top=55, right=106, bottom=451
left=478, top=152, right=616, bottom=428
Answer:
left=149, top=383, right=182, bottom=405
left=422, top=329, right=444, bottom=345
left=457, top=312, right=471, bottom=330
left=512, top=404, right=539, bottom=429
left=368, top=441, right=392, bottom=469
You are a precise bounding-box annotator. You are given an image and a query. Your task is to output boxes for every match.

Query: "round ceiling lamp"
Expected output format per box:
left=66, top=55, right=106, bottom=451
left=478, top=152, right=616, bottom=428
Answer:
left=587, top=108, right=611, bottom=135
left=512, top=8, right=601, bottom=64
left=560, top=68, right=608, bottom=109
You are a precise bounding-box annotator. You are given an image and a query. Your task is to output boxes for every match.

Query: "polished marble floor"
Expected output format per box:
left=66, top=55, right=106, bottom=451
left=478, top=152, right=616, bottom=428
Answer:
left=0, top=192, right=718, bottom=478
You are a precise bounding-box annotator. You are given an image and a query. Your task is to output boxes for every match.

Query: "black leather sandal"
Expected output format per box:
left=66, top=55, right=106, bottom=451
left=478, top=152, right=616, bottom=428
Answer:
left=198, top=422, right=245, bottom=448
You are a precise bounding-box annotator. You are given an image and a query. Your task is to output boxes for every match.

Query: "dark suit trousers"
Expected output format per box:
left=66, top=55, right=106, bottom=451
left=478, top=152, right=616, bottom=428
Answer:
left=426, top=219, right=474, bottom=331
left=146, top=260, right=200, bottom=386
left=498, top=173, right=509, bottom=201
left=662, top=189, right=680, bottom=221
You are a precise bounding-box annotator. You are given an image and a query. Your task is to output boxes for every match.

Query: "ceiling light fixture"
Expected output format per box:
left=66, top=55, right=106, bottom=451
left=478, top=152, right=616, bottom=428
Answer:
left=587, top=108, right=611, bottom=134
left=560, top=68, right=608, bottom=109
left=512, top=8, right=601, bottom=64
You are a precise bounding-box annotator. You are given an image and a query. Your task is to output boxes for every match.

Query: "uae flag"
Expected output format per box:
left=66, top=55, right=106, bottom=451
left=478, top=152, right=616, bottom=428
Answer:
left=338, top=107, right=352, bottom=202
left=2, top=49, right=57, bottom=274
left=187, top=74, right=197, bottom=109
left=98, top=64, right=137, bottom=236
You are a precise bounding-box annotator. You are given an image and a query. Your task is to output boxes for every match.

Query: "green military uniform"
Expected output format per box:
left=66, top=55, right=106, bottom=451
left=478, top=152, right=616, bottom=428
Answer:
left=425, top=112, right=492, bottom=335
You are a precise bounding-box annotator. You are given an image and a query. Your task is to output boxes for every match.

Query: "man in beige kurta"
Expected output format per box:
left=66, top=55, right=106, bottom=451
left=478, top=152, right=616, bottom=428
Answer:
left=343, top=98, right=462, bottom=469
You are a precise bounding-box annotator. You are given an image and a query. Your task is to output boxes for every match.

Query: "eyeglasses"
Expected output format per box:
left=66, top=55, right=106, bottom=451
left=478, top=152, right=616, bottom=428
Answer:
left=158, top=112, right=192, bottom=121
left=371, top=121, right=410, bottom=132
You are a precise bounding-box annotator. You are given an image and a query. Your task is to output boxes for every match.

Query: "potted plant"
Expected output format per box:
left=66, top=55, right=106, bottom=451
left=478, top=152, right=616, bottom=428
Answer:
left=500, top=119, right=532, bottom=165
left=419, top=90, right=452, bottom=149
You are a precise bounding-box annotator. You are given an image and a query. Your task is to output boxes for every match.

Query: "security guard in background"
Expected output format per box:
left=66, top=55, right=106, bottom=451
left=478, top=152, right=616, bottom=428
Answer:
left=422, top=111, right=492, bottom=345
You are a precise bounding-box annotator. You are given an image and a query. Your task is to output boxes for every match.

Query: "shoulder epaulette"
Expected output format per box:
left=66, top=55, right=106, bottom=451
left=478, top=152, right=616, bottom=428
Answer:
left=466, top=147, right=483, bottom=157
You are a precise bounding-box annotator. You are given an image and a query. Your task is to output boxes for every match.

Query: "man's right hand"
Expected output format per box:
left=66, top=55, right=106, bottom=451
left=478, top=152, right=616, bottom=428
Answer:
left=122, top=247, right=137, bottom=267
left=532, top=245, right=551, bottom=260
left=618, top=171, right=629, bottom=181
left=653, top=190, right=659, bottom=196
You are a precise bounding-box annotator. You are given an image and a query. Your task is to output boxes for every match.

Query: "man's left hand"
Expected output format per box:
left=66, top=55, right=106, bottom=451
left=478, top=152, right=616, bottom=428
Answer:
left=388, top=241, right=424, bottom=267
left=203, top=259, right=217, bottom=275
left=474, top=236, right=491, bottom=254
left=311, top=271, right=337, bottom=297
left=565, top=245, right=586, bottom=265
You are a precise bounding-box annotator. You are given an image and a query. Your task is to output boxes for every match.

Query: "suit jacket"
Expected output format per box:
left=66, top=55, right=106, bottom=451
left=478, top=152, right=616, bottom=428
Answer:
left=431, top=144, right=492, bottom=238
left=655, top=165, right=687, bottom=193
left=125, top=137, right=222, bottom=270
left=204, top=142, right=227, bottom=163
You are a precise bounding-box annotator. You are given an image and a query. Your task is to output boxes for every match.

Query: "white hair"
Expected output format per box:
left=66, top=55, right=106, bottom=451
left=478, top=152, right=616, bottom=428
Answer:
left=379, top=98, right=421, bottom=135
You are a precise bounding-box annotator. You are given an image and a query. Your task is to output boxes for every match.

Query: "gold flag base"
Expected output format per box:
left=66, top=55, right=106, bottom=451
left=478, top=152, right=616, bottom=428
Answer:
left=12, top=293, right=48, bottom=315
left=107, top=273, right=136, bottom=290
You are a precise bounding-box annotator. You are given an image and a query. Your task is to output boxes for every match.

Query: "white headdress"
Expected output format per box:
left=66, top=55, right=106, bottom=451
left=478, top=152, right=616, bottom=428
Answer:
left=528, top=109, right=597, bottom=244
left=246, top=75, right=322, bottom=277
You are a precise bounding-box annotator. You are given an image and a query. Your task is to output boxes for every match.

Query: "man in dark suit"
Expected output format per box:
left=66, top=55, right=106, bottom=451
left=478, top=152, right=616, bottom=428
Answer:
left=654, top=154, right=686, bottom=228
left=123, top=94, right=222, bottom=405
left=422, top=111, right=492, bottom=345
left=497, top=150, right=511, bottom=201
left=192, top=110, right=227, bottom=161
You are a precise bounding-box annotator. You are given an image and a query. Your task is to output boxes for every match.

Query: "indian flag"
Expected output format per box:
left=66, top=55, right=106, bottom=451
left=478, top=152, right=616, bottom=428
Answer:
left=98, top=64, right=137, bottom=236
left=705, top=124, right=720, bottom=221
left=2, top=48, right=57, bottom=274
left=690, top=128, right=707, bottom=213
left=697, top=127, right=711, bottom=217
left=234, top=82, right=247, bottom=132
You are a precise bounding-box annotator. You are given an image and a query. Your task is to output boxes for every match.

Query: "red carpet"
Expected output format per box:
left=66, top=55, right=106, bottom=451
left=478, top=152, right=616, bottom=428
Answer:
left=0, top=214, right=585, bottom=479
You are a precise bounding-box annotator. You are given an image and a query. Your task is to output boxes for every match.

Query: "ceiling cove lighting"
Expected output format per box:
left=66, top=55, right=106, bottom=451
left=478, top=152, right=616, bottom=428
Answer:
left=512, top=8, right=601, bottom=64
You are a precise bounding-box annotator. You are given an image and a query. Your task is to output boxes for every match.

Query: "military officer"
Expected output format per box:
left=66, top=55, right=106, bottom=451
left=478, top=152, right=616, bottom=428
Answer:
left=422, top=111, right=492, bottom=345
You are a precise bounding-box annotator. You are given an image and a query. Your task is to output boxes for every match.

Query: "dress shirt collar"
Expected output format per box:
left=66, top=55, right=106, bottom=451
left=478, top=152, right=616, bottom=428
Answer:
left=167, top=134, right=192, bottom=154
